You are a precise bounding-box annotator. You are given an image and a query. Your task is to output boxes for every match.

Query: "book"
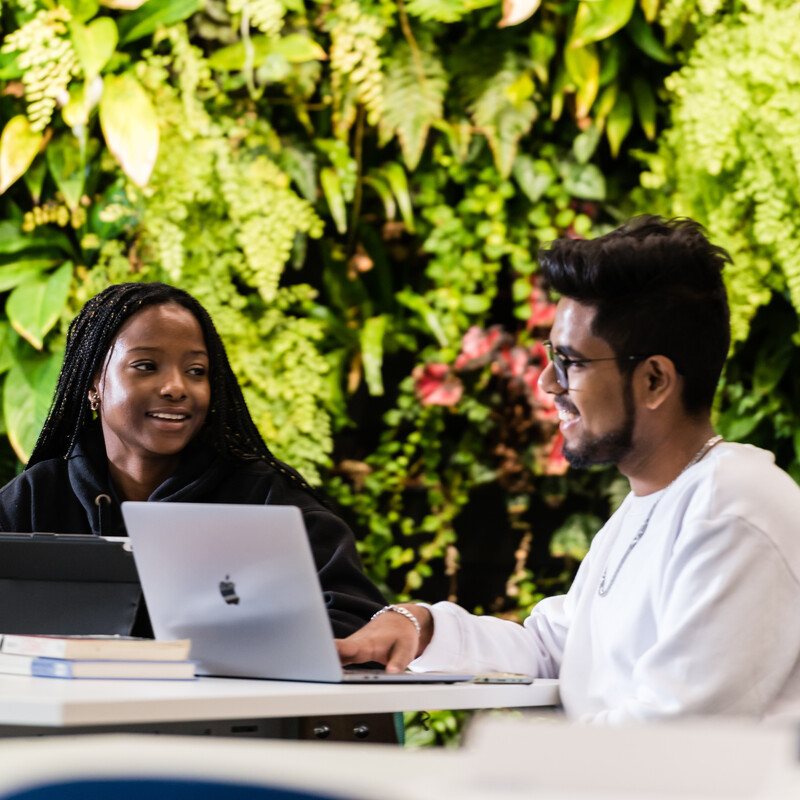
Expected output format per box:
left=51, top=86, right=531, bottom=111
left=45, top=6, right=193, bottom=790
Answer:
left=0, top=634, right=191, bottom=662
left=0, top=652, right=196, bottom=680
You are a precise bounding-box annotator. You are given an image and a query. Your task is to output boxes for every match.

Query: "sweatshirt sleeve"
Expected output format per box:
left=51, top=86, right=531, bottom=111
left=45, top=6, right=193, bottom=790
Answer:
left=587, top=515, right=800, bottom=724
left=302, top=508, right=386, bottom=638
left=408, top=551, right=596, bottom=676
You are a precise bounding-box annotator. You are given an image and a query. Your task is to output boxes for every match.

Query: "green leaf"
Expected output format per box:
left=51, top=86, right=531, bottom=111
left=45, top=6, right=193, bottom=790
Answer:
left=23, top=156, right=48, bottom=204
left=321, top=167, right=347, bottom=234
left=562, top=162, right=606, bottom=200
left=46, top=133, right=85, bottom=211
left=606, top=91, right=633, bottom=157
left=209, top=34, right=326, bottom=71
left=360, top=315, right=387, bottom=396
left=117, top=0, right=201, bottom=45
left=0, top=322, right=16, bottom=375
left=100, top=73, right=159, bottom=187
left=461, top=49, right=538, bottom=177
left=6, top=262, right=73, bottom=351
left=363, top=176, right=397, bottom=220
left=573, top=125, right=602, bottom=163
left=0, top=260, right=54, bottom=293
left=640, top=0, right=660, bottom=22
left=396, top=290, right=448, bottom=347
left=61, top=0, right=100, bottom=20
left=379, top=42, right=447, bottom=171
left=626, top=9, right=675, bottom=64
left=0, top=116, right=43, bottom=195
left=529, top=31, right=556, bottom=84
left=277, top=145, right=317, bottom=203
left=70, top=17, right=118, bottom=83
left=462, top=294, right=491, bottom=314
left=3, top=347, right=64, bottom=464
left=631, top=75, right=656, bottom=140
left=405, top=0, right=495, bottom=23
left=570, top=0, right=636, bottom=49
left=382, top=163, right=415, bottom=234
left=512, top=154, right=554, bottom=203
left=565, top=43, right=600, bottom=119
left=0, top=220, right=74, bottom=258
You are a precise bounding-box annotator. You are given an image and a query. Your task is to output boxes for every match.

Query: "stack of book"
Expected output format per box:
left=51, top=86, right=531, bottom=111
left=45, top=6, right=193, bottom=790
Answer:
left=0, top=634, right=195, bottom=680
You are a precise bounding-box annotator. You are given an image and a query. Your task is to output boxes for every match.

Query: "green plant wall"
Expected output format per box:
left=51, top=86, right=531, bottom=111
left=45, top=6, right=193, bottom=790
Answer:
left=1, top=0, right=796, bottom=632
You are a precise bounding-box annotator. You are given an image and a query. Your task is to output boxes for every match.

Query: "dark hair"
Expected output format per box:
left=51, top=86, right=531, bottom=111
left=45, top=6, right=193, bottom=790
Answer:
left=538, top=216, right=731, bottom=414
left=28, top=282, right=309, bottom=489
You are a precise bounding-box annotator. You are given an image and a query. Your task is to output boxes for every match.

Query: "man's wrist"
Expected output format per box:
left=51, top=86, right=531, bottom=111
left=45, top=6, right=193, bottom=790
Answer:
left=398, top=603, right=434, bottom=657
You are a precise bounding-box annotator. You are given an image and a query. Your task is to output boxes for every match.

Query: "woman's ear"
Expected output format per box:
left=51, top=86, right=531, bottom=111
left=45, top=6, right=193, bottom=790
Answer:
left=636, top=356, right=681, bottom=412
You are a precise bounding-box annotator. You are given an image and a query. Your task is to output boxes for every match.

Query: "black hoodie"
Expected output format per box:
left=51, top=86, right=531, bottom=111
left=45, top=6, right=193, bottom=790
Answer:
left=0, top=428, right=385, bottom=637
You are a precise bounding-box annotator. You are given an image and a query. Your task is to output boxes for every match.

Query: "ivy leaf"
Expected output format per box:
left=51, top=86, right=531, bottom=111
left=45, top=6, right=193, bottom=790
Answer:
left=0, top=321, right=15, bottom=375
left=60, top=0, right=100, bottom=21
left=459, top=49, right=538, bottom=177
left=379, top=42, right=447, bottom=171
left=0, top=116, right=43, bottom=195
left=562, top=162, right=606, bottom=200
left=512, top=154, right=554, bottom=202
left=209, top=34, right=326, bottom=71
left=6, top=262, right=73, bottom=351
left=100, top=73, right=159, bottom=188
left=360, top=315, right=386, bottom=396
left=117, top=0, right=201, bottom=45
left=573, top=125, right=601, bottom=163
left=606, top=90, right=633, bottom=157
left=570, top=0, right=636, bottom=49
left=363, top=175, right=397, bottom=220
left=3, top=347, right=64, bottom=464
left=321, top=167, right=347, bottom=234
left=46, top=133, right=85, bottom=211
left=529, top=31, right=556, bottom=84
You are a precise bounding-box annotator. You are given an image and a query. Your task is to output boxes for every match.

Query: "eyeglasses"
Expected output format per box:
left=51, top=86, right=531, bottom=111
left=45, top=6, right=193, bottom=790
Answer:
left=544, top=340, right=645, bottom=391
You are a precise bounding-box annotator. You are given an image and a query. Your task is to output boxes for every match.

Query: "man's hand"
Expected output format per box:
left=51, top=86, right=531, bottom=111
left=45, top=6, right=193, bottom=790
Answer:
left=335, top=604, right=433, bottom=673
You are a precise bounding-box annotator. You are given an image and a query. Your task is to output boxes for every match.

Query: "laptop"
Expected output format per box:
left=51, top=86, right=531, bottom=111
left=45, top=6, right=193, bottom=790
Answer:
left=121, top=502, right=473, bottom=684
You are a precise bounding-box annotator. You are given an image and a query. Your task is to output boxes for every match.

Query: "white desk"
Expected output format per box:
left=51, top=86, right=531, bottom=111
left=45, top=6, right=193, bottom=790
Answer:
left=0, top=674, right=559, bottom=732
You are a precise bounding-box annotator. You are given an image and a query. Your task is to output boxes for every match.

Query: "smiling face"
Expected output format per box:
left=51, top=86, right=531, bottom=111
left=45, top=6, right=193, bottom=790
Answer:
left=539, top=298, right=636, bottom=469
left=90, top=303, right=211, bottom=472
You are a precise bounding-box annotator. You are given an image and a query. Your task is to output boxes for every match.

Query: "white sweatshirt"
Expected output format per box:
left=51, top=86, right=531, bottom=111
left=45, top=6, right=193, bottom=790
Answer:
left=411, top=443, right=800, bottom=723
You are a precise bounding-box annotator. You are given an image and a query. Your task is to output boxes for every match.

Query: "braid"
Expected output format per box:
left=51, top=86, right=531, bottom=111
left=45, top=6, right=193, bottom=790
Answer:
left=28, top=282, right=315, bottom=495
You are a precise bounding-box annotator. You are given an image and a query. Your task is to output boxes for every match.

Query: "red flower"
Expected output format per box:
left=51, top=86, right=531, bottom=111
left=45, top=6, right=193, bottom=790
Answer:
left=413, top=363, right=463, bottom=407
left=545, top=431, right=569, bottom=475
left=526, top=287, right=557, bottom=331
left=455, top=326, right=502, bottom=370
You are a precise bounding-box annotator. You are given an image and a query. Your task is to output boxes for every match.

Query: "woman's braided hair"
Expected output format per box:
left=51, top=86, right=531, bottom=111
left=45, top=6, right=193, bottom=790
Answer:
left=28, top=282, right=312, bottom=492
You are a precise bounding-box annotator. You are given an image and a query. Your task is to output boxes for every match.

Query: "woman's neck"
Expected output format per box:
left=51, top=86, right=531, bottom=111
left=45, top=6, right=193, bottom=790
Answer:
left=107, top=455, right=181, bottom=502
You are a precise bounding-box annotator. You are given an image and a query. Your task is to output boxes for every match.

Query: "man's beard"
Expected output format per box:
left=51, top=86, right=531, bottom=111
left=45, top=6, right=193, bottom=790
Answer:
left=561, top=379, right=636, bottom=469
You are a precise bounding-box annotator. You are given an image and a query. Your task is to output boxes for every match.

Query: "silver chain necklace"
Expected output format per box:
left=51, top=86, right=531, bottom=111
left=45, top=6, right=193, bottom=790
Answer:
left=597, top=434, right=724, bottom=597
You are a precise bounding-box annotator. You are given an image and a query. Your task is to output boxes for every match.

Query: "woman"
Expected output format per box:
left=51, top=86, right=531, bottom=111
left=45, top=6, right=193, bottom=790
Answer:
left=0, top=282, right=385, bottom=637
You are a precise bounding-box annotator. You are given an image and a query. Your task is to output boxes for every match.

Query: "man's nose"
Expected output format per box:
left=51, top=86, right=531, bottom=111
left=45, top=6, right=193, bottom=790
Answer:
left=539, top=361, right=566, bottom=395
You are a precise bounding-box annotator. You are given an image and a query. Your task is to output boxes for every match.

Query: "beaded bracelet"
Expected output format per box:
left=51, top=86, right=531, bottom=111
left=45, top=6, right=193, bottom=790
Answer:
left=370, top=604, right=421, bottom=636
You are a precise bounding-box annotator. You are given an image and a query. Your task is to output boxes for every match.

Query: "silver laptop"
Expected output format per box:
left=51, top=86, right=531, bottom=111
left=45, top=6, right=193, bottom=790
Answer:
left=121, top=502, right=473, bottom=684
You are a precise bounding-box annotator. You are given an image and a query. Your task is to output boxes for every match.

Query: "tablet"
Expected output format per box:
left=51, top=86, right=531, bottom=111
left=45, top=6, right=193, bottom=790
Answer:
left=0, top=533, right=142, bottom=635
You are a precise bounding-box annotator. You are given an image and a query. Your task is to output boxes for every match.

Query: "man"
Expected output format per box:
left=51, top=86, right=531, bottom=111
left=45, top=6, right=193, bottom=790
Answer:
left=336, top=216, right=800, bottom=723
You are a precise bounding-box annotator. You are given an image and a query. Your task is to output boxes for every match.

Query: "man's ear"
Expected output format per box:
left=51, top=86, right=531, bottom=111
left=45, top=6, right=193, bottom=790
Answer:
left=635, top=356, right=681, bottom=411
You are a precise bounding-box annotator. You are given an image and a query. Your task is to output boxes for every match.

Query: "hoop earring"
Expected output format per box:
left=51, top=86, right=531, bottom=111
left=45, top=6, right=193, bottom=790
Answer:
left=89, top=393, right=100, bottom=414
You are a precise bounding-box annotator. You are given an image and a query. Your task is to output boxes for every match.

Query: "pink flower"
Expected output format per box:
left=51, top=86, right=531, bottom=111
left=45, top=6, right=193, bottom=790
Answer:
left=526, top=287, right=556, bottom=331
left=413, top=363, right=463, bottom=407
left=493, top=345, right=529, bottom=378
left=455, top=326, right=502, bottom=370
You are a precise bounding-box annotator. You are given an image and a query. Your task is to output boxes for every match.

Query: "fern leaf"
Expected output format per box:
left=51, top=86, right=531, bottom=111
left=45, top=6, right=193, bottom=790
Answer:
left=457, top=48, right=538, bottom=178
left=379, top=42, right=447, bottom=171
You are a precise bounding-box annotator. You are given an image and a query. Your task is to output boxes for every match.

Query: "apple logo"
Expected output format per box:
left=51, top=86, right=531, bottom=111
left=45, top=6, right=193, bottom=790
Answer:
left=219, top=575, right=240, bottom=605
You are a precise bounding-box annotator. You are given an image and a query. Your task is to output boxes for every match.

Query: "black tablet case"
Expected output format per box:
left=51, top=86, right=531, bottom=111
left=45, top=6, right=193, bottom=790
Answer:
left=0, top=534, right=142, bottom=635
